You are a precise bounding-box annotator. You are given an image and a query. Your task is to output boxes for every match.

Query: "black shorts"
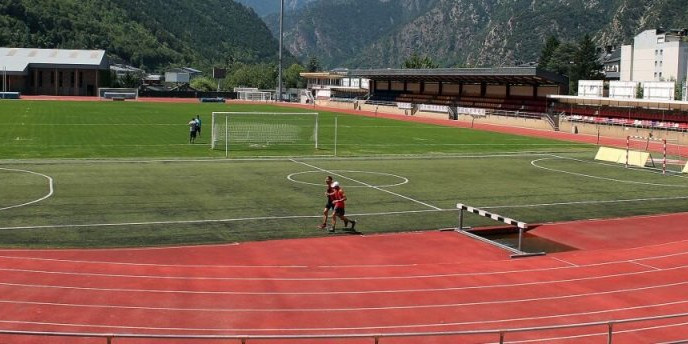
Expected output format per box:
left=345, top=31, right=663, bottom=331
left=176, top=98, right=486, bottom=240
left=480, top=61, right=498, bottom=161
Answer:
left=325, top=200, right=334, bottom=210
left=334, top=207, right=345, bottom=216
left=190, top=131, right=197, bottom=138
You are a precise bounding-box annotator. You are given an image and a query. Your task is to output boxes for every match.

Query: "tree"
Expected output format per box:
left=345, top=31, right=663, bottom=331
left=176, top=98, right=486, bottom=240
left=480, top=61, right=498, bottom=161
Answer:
left=402, top=52, right=439, bottom=69
left=538, top=36, right=560, bottom=70
left=572, top=34, right=603, bottom=81
left=307, top=57, right=321, bottom=72
left=191, top=76, right=219, bottom=92
left=284, top=63, right=306, bottom=88
left=224, top=63, right=277, bottom=90
left=544, top=42, right=577, bottom=76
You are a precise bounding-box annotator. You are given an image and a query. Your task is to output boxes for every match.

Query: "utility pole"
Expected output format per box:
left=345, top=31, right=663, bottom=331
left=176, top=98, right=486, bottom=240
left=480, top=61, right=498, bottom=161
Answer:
left=277, top=0, right=284, bottom=102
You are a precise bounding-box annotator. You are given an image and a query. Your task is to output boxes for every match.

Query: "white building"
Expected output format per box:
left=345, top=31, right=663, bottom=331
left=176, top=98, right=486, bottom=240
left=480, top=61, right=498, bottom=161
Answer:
left=620, top=29, right=688, bottom=83
left=300, top=69, right=369, bottom=101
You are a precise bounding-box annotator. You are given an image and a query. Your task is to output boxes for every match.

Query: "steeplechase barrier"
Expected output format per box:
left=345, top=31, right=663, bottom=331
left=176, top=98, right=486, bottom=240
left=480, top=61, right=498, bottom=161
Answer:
left=455, top=203, right=543, bottom=258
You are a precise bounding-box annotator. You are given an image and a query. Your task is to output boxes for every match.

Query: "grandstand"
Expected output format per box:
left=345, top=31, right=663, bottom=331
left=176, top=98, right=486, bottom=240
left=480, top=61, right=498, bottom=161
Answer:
left=350, top=67, right=568, bottom=114
left=553, top=95, right=688, bottom=141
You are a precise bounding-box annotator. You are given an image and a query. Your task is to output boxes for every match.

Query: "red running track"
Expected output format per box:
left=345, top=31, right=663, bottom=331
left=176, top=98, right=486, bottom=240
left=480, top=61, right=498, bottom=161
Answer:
left=1, top=213, right=688, bottom=343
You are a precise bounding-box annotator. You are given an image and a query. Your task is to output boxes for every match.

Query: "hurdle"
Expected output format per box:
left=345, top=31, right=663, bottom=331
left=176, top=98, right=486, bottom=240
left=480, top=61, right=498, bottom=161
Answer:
left=454, top=203, right=544, bottom=258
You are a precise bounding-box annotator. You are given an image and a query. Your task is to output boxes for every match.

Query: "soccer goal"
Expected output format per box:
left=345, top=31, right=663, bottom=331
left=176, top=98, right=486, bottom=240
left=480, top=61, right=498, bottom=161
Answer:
left=98, top=88, right=138, bottom=101
left=211, top=112, right=324, bottom=157
left=626, top=135, right=686, bottom=174
left=234, top=88, right=273, bottom=101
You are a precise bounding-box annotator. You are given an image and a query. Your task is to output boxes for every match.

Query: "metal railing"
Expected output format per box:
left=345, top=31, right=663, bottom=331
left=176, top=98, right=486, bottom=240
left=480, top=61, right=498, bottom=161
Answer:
left=564, top=116, right=688, bottom=133
left=1, top=312, right=687, bottom=343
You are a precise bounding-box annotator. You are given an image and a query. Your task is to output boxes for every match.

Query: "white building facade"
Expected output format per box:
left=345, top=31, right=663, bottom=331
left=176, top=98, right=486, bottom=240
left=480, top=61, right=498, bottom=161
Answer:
left=620, top=29, right=688, bottom=83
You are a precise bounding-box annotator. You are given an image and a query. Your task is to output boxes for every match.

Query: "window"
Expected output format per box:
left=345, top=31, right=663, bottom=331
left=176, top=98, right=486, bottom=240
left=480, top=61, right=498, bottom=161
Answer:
left=655, top=61, right=658, bottom=66
left=659, top=72, right=662, bottom=78
left=50, top=71, right=55, bottom=86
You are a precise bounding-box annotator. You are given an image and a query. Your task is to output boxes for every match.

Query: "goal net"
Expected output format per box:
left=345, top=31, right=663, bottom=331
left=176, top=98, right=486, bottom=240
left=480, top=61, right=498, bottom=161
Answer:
left=211, top=112, right=320, bottom=156
left=98, top=88, right=138, bottom=100
left=626, top=135, right=686, bottom=174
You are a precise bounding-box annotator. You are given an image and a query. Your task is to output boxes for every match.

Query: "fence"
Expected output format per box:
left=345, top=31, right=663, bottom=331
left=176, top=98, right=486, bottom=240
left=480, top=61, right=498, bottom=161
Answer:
left=1, top=311, right=687, bottom=343
left=139, top=90, right=237, bottom=99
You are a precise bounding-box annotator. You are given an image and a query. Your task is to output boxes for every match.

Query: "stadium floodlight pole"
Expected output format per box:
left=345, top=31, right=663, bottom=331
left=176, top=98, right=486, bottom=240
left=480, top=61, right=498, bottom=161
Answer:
left=277, top=0, right=284, bottom=102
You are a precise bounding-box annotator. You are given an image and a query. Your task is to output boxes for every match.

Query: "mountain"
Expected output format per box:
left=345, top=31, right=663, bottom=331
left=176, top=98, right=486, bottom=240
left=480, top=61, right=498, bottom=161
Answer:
left=235, top=0, right=319, bottom=17
left=0, top=0, right=283, bottom=72
left=266, top=0, right=439, bottom=68
left=269, top=0, right=688, bottom=69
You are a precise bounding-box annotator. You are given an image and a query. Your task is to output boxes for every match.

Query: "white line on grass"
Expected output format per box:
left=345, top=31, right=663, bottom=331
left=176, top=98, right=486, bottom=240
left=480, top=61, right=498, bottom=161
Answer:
left=0, top=168, right=54, bottom=211
left=482, top=195, right=688, bottom=210
left=287, top=170, right=409, bottom=188
left=531, top=157, right=688, bottom=188
left=0, top=209, right=453, bottom=231
left=550, top=154, right=688, bottom=180
left=290, top=159, right=442, bottom=211
left=0, top=151, right=563, bottom=166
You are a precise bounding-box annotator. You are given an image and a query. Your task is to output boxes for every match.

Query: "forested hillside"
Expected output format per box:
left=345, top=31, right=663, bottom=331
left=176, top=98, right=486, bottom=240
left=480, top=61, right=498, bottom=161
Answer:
left=269, top=0, right=688, bottom=69
left=0, top=0, right=283, bottom=72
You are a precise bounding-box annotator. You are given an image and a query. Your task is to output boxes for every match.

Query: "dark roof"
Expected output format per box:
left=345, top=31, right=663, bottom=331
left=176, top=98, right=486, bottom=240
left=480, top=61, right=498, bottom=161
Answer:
left=349, top=67, right=568, bottom=85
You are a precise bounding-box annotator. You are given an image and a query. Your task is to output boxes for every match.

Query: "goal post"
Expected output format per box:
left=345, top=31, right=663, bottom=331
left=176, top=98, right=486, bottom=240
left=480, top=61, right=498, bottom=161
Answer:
left=626, top=135, right=686, bottom=174
left=98, top=88, right=138, bottom=100
left=211, top=112, right=323, bottom=157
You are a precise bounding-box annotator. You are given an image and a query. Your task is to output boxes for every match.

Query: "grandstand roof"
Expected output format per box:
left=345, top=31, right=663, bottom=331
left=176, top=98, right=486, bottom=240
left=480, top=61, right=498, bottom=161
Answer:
left=349, top=67, right=568, bottom=85
left=0, top=47, right=108, bottom=75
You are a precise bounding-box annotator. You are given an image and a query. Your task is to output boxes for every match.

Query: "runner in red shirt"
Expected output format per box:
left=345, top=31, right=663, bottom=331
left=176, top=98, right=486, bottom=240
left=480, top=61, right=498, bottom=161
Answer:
left=329, top=182, right=356, bottom=233
left=319, top=176, right=336, bottom=229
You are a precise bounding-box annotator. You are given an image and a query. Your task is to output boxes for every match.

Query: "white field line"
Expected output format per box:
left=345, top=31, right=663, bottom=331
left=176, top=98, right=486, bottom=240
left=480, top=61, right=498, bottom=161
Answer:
left=4, top=190, right=684, bottom=231
left=551, top=154, right=688, bottom=180
left=290, top=159, right=442, bottom=210
left=0, top=281, right=684, bottom=314
left=482, top=195, right=688, bottom=209
left=0, top=209, right=452, bottom=231
left=530, top=158, right=688, bottom=188
left=0, top=262, right=684, bottom=293
left=0, top=151, right=561, bottom=166
left=0, top=168, right=54, bottom=211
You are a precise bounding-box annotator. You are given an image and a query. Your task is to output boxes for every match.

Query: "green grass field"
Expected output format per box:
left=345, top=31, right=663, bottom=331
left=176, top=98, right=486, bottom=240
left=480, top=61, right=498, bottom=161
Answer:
left=1, top=100, right=687, bottom=248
